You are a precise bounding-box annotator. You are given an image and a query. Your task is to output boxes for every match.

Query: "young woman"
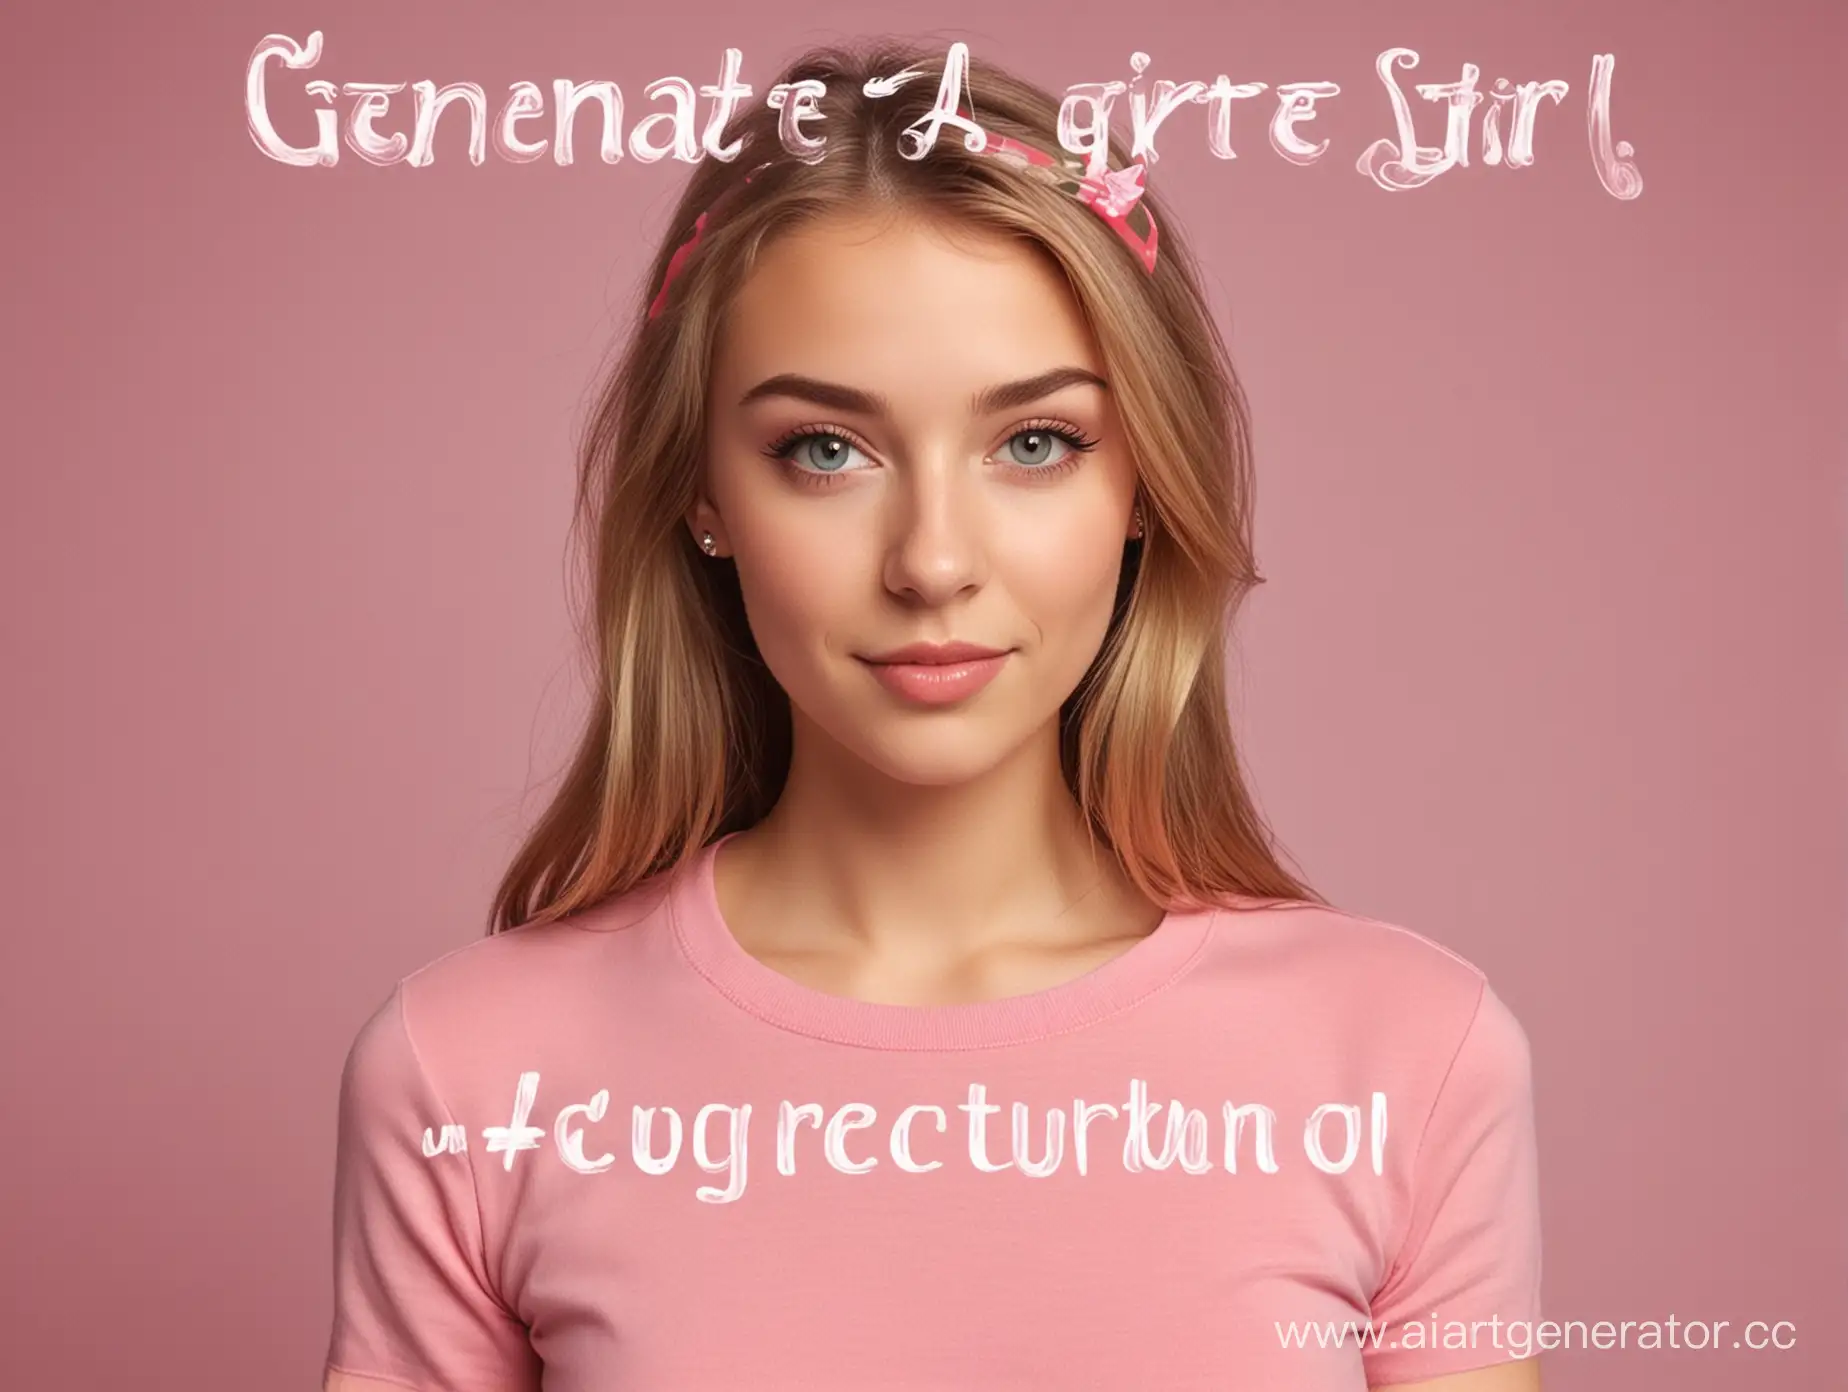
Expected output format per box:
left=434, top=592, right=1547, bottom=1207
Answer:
left=324, top=39, right=1543, bottom=1392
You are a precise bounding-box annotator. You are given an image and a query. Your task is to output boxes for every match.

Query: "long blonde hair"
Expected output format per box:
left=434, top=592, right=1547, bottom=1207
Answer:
left=488, top=38, right=1324, bottom=933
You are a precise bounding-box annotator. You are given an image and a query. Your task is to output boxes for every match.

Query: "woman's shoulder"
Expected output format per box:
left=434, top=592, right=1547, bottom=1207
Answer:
left=1200, top=897, right=1535, bottom=1149
left=354, top=873, right=678, bottom=1062
left=1206, top=895, right=1526, bottom=1056
left=1247, top=894, right=1493, bottom=973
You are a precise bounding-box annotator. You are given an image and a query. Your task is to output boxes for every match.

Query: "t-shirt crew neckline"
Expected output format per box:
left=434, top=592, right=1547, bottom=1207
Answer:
left=668, top=830, right=1221, bottom=1051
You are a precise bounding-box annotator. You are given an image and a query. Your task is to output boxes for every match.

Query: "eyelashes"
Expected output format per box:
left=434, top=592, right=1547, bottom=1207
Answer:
left=761, top=419, right=1101, bottom=489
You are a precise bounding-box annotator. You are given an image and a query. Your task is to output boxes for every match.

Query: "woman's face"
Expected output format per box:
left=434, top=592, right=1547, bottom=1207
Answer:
left=697, top=208, right=1140, bottom=788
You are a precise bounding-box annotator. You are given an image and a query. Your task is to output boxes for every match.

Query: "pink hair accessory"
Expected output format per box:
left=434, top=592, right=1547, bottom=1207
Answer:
left=646, top=210, right=710, bottom=320
left=1079, top=163, right=1149, bottom=219
left=968, top=126, right=1159, bottom=274
left=647, top=159, right=773, bottom=320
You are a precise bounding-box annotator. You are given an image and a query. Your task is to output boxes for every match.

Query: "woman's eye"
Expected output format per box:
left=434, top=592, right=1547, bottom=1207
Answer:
left=999, top=430, right=1074, bottom=468
left=789, top=434, right=866, bottom=474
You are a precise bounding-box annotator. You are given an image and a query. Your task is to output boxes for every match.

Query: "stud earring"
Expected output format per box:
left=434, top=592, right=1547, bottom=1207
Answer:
left=699, top=531, right=717, bottom=555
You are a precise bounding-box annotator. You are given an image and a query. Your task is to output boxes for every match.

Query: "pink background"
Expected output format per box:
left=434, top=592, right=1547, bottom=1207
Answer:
left=4, top=1, right=1842, bottom=1388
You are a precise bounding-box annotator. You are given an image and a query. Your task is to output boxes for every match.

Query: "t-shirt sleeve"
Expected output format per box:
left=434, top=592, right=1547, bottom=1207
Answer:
left=325, top=981, right=541, bottom=1392
left=1361, top=980, right=1543, bottom=1387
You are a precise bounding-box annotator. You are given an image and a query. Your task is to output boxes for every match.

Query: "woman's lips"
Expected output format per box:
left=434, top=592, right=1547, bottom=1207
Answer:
left=858, top=653, right=1011, bottom=706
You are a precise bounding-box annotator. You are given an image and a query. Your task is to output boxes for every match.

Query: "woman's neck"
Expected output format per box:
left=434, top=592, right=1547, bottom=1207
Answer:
left=712, top=747, right=1162, bottom=1005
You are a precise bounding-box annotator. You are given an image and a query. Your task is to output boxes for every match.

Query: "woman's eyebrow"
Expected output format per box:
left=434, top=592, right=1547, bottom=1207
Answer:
left=736, top=366, right=1108, bottom=416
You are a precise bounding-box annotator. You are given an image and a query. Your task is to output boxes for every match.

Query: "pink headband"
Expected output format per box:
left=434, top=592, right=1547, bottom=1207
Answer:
left=646, top=125, right=1159, bottom=321
left=646, top=159, right=775, bottom=320
left=965, top=129, right=1158, bottom=275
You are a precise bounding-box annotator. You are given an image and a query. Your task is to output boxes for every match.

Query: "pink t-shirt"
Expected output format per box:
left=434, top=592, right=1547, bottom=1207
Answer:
left=325, top=831, right=1542, bottom=1390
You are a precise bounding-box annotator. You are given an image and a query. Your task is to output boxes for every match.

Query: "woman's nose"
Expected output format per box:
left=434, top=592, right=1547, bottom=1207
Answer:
left=878, top=463, right=989, bottom=604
